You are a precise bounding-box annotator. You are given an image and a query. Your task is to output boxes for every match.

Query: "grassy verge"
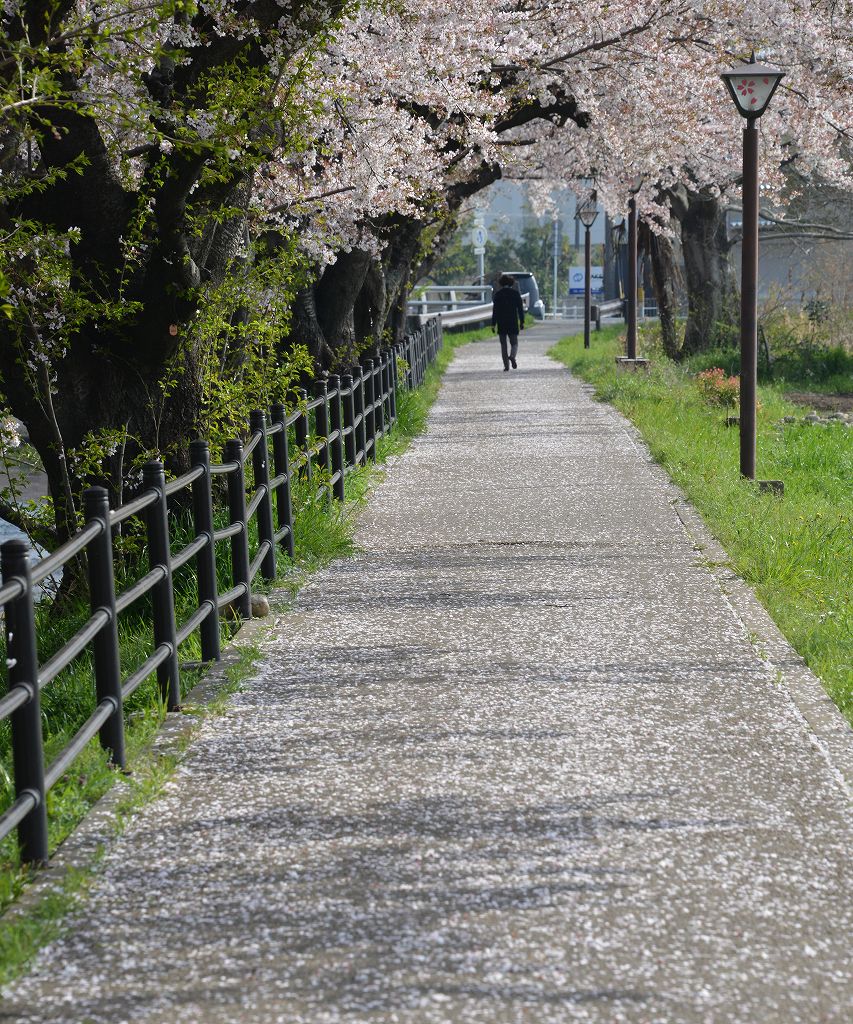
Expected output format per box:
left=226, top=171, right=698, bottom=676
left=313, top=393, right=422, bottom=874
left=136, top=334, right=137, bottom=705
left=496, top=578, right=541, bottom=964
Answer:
left=0, top=325, right=472, bottom=980
left=681, top=332, right=853, bottom=395
left=550, top=327, right=852, bottom=725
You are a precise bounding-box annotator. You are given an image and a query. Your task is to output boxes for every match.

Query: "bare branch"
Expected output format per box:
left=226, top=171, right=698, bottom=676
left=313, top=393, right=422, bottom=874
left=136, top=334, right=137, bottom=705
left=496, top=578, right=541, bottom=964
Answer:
left=0, top=495, right=57, bottom=551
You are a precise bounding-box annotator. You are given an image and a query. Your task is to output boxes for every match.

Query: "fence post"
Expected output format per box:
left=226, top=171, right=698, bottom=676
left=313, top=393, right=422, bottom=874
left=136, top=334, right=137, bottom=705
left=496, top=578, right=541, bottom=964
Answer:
left=327, top=376, right=346, bottom=501
left=223, top=439, right=252, bottom=619
left=313, top=379, right=332, bottom=504
left=190, top=440, right=221, bottom=663
left=294, top=388, right=312, bottom=484
left=1, top=540, right=48, bottom=864
left=353, top=366, right=367, bottom=467
left=362, top=359, right=377, bottom=462
left=270, top=403, right=295, bottom=560
left=142, top=461, right=181, bottom=710
left=376, top=356, right=387, bottom=438
left=386, top=350, right=393, bottom=423
left=341, top=374, right=356, bottom=468
left=389, top=347, right=399, bottom=424
left=249, top=411, right=277, bottom=583
left=82, top=487, right=125, bottom=767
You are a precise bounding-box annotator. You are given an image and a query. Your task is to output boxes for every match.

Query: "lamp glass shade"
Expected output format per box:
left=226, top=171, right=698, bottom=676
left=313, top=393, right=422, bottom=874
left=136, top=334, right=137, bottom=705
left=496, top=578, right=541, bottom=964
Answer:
left=721, top=60, right=784, bottom=119
left=575, top=191, right=599, bottom=228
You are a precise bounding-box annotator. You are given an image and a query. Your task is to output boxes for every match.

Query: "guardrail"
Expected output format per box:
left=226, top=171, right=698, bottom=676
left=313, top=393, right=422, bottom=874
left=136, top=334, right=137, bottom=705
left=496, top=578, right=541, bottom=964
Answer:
left=546, top=301, right=661, bottom=323
left=407, top=289, right=528, bottom=329
left=591, top=299, right=627, bottom=330
left=408, top=285, right=492, bottom=314
left=1, top=318, right=443, bottom=864
left=435, top=303, right=493, bottom=328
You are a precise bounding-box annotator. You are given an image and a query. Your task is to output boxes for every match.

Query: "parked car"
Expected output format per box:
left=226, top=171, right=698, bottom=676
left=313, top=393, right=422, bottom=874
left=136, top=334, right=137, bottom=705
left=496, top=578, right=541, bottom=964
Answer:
left=501, top=271, right=546, bottom=320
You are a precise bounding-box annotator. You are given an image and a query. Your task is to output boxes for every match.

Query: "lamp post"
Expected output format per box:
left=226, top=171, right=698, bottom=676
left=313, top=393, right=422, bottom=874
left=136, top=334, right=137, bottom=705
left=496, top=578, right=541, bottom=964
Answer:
left=626, top=178, right=642, bottom=360
left=721, top=54, right=784, bottom=480
left=575, top=192, right=599, bottom=349
left=610, top=215, right=626, bottom=305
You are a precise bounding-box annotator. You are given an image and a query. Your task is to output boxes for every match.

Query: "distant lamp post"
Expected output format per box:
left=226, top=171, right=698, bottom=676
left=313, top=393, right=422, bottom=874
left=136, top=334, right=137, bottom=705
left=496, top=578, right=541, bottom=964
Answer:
left=575, top=193, right=599, bottom=349
left=626, top=177, right=642, bottom=360
left=721, top=54, right=784, bottom=481
left=610, top=215, right=626, bottom=304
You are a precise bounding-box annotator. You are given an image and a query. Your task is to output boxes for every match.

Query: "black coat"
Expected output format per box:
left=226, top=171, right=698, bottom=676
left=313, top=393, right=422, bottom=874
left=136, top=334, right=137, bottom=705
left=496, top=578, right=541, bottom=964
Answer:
left=492, top=285, right=525, bottom=334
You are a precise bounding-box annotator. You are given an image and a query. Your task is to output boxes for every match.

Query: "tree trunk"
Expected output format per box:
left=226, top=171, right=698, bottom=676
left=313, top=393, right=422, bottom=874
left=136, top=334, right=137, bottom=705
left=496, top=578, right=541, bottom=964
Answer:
left=294, top=214, right=437, bottom=365
left=378, top=216, right=431, bottom=342
left=670, top=186, right=738, bottom=356
left=302, top=162, right=508, bottom=362
left=644, top=223, right=682, bottom=359
left=289, top=249, right=374, bottom=369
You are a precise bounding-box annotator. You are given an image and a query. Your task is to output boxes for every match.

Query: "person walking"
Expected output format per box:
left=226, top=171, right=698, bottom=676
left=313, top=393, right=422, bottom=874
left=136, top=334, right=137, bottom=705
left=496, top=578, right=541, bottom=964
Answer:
left=491, top=274, right=526, bottom=371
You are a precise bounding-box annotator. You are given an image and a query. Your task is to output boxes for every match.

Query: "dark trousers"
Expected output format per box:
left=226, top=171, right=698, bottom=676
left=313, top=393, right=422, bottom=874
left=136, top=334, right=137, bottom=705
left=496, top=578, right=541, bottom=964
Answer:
left=499, top=332, right=518, bottom=369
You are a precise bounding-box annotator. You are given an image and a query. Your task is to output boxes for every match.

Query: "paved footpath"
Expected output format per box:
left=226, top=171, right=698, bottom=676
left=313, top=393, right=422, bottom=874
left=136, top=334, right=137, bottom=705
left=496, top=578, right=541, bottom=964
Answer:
left=3, top=324, right=852, bottom=1023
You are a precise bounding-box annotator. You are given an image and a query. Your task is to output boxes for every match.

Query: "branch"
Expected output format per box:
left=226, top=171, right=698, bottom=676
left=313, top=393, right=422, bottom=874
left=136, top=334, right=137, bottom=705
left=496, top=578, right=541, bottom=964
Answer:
left=0, top=495, right=57, bottom=551
left=270, top=185, right=357, bottom=215
left=729, top=206, right=853, bottom=239
left=535, top=15, right=662, bottom=71
left=756, top=229, right=853, bottom=241
left=494, top=88, right=588, bottom=133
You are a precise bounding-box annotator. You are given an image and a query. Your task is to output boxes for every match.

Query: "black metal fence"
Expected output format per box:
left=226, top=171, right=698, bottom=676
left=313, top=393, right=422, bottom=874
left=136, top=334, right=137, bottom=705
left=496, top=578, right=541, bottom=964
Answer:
left=0, top=318, right=443, bottom=864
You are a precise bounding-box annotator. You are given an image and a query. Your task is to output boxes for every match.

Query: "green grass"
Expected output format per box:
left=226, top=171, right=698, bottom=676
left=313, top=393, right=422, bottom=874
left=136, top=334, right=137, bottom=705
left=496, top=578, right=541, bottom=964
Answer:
left=0, top=326, right=469, bottom=978
left=550, top=327, right=853, bottom=724
left=683, top=340, right=853, bottom=395
left=0, top=735, right=193, bottom=987
left=0, top=865, right=96, bottom=986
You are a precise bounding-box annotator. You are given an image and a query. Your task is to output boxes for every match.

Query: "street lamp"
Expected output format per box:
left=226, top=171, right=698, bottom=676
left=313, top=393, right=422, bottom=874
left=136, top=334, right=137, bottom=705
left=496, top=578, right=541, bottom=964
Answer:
left=721, top=54, right=784, bottom=480
left=610, top=215, right=626, bottom=305
left=626, top=177, right=642, bottom=360
left=575, top=192, right=599, bottom=349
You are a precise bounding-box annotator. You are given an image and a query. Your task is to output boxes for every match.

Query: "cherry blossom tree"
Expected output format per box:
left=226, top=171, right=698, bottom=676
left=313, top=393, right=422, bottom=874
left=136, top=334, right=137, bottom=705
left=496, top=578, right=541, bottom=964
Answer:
left=2, top=0, right=852, bottom=547
left=273, top=1, right=852, bottom=368
left=0, top=0, right=354, bottom=543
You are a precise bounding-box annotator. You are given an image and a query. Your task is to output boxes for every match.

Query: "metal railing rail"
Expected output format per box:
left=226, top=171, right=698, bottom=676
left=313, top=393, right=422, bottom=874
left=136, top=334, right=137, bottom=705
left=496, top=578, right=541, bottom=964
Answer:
left=407, top=290, right=529, bottom=330
left=590, top=299, right=627, bottom=330
left=407, top=284, right=493, bottom=313
left=1, top=319, right=443, bottom=864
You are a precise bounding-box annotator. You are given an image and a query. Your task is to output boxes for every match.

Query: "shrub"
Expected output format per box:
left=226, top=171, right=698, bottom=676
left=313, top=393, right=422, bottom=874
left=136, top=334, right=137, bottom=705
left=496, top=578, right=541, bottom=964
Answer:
left=695, top=367, right=740, bottom=408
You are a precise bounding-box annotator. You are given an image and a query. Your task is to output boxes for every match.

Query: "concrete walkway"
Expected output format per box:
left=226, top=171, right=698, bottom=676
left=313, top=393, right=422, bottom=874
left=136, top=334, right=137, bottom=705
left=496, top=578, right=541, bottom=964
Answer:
left=3, top=323, right=852, bottom=1023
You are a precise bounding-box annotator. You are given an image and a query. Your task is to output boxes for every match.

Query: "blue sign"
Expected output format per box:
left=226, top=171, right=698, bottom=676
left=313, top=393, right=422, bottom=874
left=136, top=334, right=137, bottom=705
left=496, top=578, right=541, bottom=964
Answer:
left=569, top=267, right=604, bottom=295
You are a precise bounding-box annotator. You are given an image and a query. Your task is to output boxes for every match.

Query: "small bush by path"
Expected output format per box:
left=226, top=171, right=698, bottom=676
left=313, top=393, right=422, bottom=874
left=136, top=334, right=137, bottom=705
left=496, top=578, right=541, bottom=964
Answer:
left=550, top=328, right=853, bottom=726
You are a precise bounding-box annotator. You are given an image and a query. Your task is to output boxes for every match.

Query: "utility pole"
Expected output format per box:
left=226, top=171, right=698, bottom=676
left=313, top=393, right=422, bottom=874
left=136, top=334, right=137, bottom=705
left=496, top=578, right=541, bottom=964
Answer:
left=552, top=214, right=560, bottom=317
left=472, top=210, right=487, bottom=284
